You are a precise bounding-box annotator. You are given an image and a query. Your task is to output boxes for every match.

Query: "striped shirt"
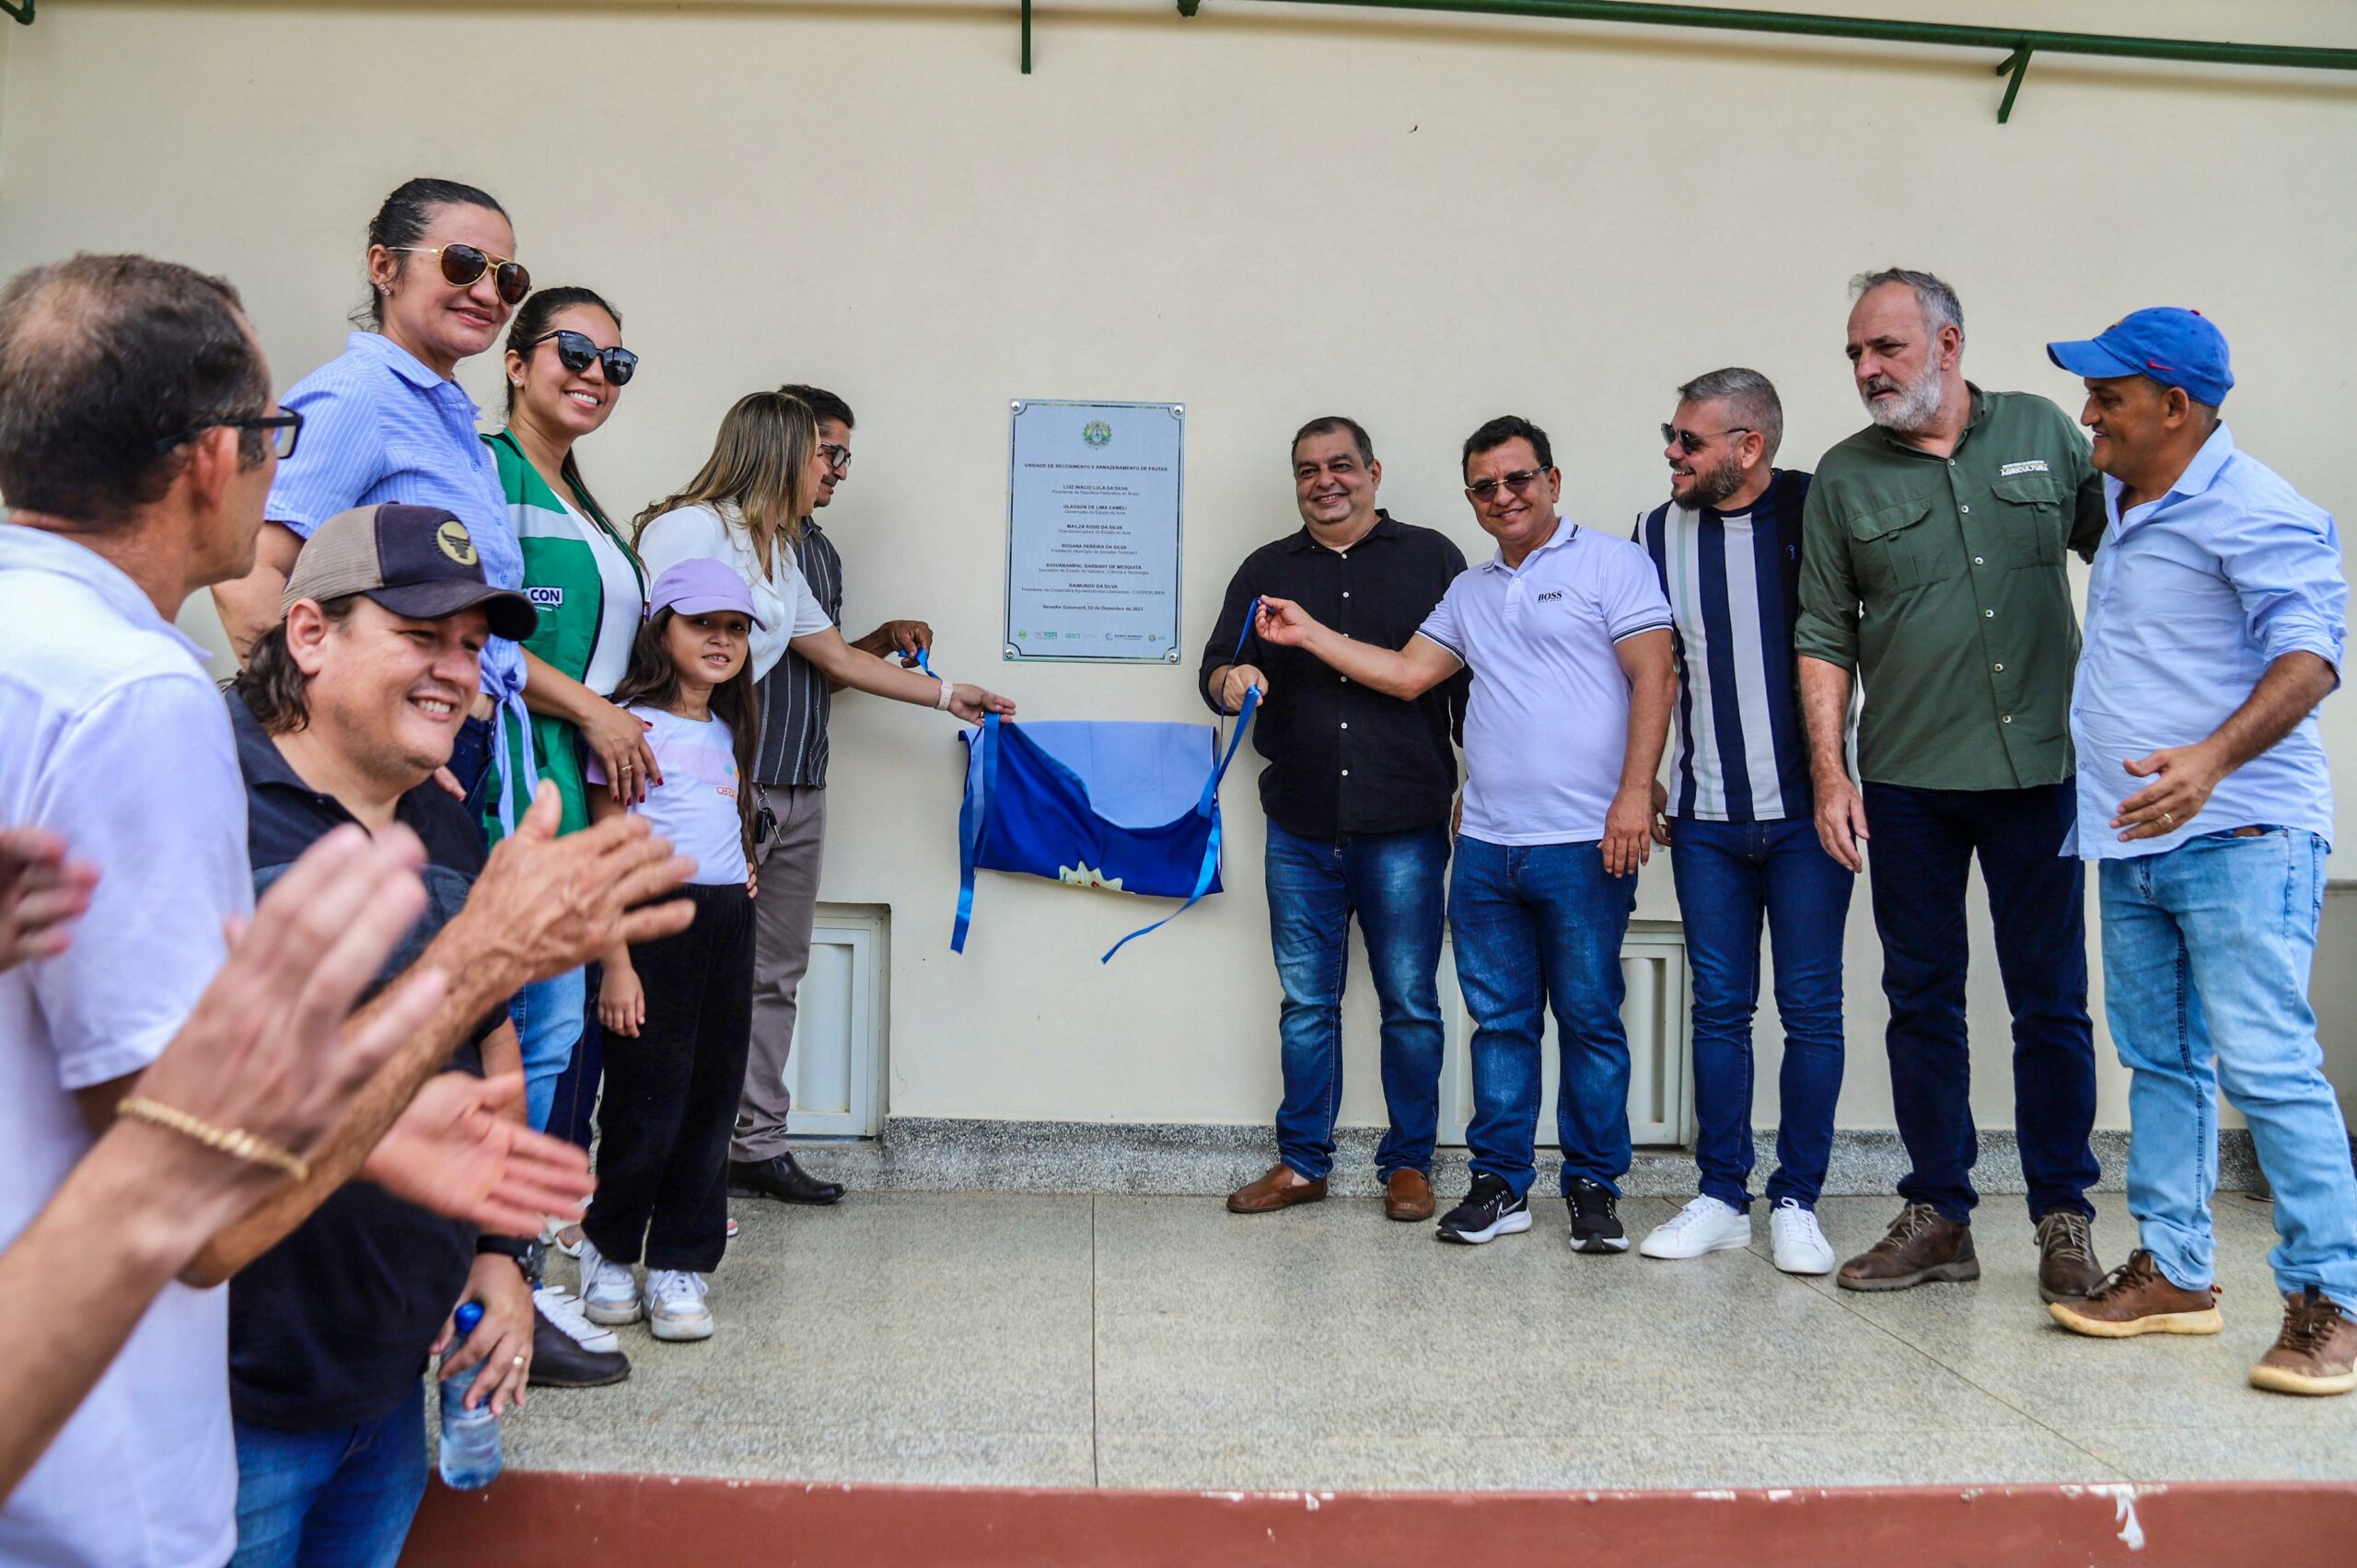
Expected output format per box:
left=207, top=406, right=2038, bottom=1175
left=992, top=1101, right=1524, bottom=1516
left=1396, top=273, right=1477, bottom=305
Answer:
left=752, top=520, right=844, bottom=788
left=1635, top=469, right=1814, bottom=823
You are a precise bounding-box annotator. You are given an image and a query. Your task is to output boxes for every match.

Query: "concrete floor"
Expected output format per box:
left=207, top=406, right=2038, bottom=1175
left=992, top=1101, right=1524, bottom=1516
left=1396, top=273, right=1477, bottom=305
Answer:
left=508, top=1188, right=2357, bottom=1493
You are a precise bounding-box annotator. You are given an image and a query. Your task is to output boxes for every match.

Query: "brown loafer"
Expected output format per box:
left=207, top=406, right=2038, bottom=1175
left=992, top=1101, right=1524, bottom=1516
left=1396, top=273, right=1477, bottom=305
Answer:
left=1384, top=1168, right=1435, bottom=1222
left=1226, top=1163, right=1327, bottom=1214
left=2049, top=1249, right=2222, bottom=1338
left=1837, top=1202, right=1980, bottom=1292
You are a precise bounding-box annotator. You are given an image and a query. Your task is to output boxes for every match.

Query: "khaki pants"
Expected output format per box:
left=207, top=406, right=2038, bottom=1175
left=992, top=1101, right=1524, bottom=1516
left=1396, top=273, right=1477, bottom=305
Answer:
left=734, top=784, right=827, bottom=1161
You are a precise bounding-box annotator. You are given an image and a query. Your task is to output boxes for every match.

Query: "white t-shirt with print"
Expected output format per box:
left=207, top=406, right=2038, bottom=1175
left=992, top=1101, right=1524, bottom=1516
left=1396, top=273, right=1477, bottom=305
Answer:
left=591, top=705, right=749, bottom=887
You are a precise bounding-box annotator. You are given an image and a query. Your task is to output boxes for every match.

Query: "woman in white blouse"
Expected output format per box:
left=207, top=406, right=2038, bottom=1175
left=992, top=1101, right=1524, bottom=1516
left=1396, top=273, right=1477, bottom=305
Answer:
left=633, top=389, right=1012, bottom=717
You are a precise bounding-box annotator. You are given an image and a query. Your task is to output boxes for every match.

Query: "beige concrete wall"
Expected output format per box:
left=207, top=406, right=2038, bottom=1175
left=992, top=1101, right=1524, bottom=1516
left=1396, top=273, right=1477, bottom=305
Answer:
left=5, top=0, right=2355, bottom=1134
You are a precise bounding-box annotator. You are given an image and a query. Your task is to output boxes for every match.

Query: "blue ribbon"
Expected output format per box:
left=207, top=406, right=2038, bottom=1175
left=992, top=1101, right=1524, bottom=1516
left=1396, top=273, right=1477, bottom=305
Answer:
left=951, top=709, right=999, bottom=955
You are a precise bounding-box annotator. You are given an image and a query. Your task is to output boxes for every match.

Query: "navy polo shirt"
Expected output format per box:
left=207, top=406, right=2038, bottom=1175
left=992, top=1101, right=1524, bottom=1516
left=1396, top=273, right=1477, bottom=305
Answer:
left=225, top=691, right=505, bottom=1432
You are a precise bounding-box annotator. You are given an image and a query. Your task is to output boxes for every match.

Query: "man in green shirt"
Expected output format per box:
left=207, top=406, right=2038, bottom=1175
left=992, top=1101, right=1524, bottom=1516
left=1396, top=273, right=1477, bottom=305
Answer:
left=1794, top=268, right=2108, bottom=1307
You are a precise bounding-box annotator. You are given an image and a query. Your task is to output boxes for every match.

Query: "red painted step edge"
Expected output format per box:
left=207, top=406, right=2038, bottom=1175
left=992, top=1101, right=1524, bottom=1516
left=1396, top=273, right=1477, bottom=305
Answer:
left=403, top=1470, right=2357, bottom=1568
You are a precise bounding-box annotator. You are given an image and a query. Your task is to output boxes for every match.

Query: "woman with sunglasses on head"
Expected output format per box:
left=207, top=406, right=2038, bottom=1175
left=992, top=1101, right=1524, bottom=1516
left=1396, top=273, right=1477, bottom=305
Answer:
left=210, top=176, right=540, bottom=839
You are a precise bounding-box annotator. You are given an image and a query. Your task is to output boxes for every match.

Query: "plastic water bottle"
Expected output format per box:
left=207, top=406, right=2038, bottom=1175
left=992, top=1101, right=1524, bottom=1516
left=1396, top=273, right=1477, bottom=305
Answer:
left=436, top=1302, right=503, bottom=1490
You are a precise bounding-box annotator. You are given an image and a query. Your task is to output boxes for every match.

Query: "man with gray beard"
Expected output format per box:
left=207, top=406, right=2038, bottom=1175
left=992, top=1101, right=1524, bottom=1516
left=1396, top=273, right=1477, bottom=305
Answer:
left=1794, top=269, right=2110, bottom=1307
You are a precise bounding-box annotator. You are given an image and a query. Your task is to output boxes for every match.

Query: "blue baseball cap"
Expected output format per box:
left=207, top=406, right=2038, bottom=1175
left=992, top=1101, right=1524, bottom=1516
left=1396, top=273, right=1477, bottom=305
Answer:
left=645, top=558, right=766, bottom=629
left=2046, top=308, right=2234, bottom=407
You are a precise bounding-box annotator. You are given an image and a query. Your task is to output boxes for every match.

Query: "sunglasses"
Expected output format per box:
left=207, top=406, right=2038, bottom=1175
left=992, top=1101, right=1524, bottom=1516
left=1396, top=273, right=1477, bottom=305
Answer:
left=1662, top=424, right=1752, bottom=455
left=387, top=244, right=532, bottom=305
left=153, top=409, right=304, bottom=461
left=1463, top=467, right=1550, bottom=503
left=527, top=329, right=638, bottom=387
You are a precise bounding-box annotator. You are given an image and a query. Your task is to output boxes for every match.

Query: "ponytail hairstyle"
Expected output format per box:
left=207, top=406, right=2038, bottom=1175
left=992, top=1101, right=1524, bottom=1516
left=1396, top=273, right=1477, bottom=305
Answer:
left=504, top=285, right=622, bottom=528
left=355, top=177, right=508, bottom=328
left=610, top=607, right=763, bottom=857
left=633, top=390, right=816, bottom=578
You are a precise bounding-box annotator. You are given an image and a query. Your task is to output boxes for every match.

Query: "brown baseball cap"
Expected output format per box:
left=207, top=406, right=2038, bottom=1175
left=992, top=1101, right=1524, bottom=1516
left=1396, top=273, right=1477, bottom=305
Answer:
left=282, top=504, right=537, bottom=641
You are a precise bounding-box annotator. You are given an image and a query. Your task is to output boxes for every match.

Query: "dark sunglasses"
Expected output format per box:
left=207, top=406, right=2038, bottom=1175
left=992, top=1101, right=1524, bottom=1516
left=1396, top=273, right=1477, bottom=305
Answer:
left=1662, top=424, right=1751, bottom=455
left=153, top=409, right=304, bottom=461
left=1464, top=467, right=1550, bottom=503
left=527, top=329, right=638, bottom=387
left=388, top=243, right=532, bottom=305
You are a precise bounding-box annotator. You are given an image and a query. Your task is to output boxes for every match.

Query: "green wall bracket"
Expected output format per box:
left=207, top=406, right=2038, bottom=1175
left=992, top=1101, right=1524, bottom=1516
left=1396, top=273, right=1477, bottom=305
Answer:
left=1149, top=0, right=2357, bottom=123
left=3, top=0, right=34, bottom=25
left=1021, top=0, right=1031, bottom=73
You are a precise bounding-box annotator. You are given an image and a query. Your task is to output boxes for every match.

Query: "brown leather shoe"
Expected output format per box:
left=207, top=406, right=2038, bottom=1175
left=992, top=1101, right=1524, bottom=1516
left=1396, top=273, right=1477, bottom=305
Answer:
left=2049, top=1249, right=2222, bottom=1338
left=1225, top=1164, right=1328, bottom=1214
left=2249, top=1287, right=2357, bottom=1396
left=1836, top=1203, right=1980, bottom=1292
left=2035, top=1209, right=2106, bottom=1304
left=1384, top=1168, right=1434, bottom=1222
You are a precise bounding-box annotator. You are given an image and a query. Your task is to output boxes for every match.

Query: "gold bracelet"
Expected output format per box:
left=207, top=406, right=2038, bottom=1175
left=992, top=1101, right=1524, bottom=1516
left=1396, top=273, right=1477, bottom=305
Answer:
left=115, top=1096, right=309, bottom=1183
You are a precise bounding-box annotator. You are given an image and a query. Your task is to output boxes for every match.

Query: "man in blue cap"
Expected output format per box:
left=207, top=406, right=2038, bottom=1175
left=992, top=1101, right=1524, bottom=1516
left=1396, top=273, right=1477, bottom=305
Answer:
left=2043, top=308, right=2357, bottom=1398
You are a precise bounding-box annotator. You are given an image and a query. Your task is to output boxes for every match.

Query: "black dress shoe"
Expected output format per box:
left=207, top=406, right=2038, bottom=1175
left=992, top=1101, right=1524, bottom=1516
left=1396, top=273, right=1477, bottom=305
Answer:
left=729, top=1150, right=845, bottom=1206
left=527, top=1293, right=632, bottom=1388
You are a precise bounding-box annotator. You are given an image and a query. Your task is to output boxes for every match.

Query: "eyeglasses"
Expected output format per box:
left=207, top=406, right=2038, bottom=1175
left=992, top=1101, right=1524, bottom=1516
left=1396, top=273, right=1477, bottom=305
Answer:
left=818, top=442, right=852, bottom=474
left=153, top=409, right=304, bottom=461
left=526, top=329, right=638, bottom=387
left=1463, top=467, right=1550, bottom=503
left=1661, top=424, right=1752, bottom=455
left=387, top=244, right=532, bottom=305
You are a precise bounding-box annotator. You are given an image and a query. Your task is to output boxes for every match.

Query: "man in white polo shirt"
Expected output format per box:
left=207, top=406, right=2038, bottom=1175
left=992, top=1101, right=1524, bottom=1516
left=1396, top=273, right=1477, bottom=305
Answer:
left=1255, top=415, right=1676, bottom=1250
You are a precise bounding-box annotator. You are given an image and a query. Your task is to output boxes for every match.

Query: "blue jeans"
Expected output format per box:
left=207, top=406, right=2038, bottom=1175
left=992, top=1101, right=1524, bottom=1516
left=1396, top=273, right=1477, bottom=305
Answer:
left=1864, top=780, right=2099, bottom=1225
left=1264, top=820, right=1448, bottom=1181
left=2101, top=828, right=2357, bottom=1311
left=549, top=963, right=606, bottom=1152
left=230, top=1387, right=425, bottom=1568
left=509, top=966, right=586, bottom=1134
left=1448, top=836, right=1639, bottom=1201
left=1669, top=816, right=1852, bottom=1211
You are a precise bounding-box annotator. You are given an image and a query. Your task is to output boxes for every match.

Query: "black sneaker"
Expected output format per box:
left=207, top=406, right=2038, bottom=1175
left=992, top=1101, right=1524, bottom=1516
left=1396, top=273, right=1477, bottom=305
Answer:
left=1435, top=1174, right=1533, bottom=1245
left=1567, top=1178, right=1629, bottom=1254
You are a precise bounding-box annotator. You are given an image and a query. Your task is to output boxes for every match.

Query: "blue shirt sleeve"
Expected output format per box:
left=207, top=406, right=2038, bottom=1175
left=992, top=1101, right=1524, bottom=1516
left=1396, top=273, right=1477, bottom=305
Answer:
left=2216, top=470, right=2347, bottom=687
left=266, top=372, right=386, bottom=540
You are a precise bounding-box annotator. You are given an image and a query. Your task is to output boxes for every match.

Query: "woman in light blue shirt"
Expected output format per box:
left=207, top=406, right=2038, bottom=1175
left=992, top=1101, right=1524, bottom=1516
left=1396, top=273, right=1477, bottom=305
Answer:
left=211, top=176, right=537, bottom=836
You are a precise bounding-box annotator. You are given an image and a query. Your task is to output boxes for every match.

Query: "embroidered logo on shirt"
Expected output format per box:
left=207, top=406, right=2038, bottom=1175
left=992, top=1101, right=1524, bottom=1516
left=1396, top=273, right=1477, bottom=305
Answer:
left=1999, top=459, right=2051, bottom=477
left=1536, top=590, right=1565, bottom=603
left=528, top=586, right=563, bottom=608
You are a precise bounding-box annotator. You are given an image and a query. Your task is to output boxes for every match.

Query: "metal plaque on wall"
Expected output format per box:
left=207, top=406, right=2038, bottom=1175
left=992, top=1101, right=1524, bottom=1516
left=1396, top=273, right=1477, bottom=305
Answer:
left=1004, top=399, right=1184, bottom=663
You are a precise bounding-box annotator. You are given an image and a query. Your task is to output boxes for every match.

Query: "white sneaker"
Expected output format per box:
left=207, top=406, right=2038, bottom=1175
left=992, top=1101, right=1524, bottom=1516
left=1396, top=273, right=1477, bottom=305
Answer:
left=577, top=1239, right=641, bottom=1326
left=1640, top=1195, right=1752, bottom=1260
left=644, top=1270, right=714, bottom=1342
left=1770, top=1199, right=1837, bottom=1275
left=533, top=1284, right=620, bottom=1353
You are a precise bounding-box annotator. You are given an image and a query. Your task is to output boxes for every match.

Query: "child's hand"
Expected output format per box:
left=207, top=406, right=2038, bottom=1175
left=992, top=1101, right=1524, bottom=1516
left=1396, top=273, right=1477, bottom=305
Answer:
left=600, top=967, right=645, bottom=1038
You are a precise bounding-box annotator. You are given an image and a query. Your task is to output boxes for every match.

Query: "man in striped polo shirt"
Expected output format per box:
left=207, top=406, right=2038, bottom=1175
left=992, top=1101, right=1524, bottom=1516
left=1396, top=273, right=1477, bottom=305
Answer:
left=1631, top=368, right=1849, bottom=1276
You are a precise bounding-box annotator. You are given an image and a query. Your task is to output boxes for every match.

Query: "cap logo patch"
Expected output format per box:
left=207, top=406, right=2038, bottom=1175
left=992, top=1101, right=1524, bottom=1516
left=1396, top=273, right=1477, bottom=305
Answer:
left=435, top=519, right=479, bottom=567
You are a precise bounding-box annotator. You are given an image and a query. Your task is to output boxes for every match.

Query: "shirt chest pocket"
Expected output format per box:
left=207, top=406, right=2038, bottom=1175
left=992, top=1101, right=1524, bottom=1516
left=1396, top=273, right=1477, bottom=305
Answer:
left=1990, top=471, right=2068, bottom=569
left=1846, top=494, right=1952, bottom=593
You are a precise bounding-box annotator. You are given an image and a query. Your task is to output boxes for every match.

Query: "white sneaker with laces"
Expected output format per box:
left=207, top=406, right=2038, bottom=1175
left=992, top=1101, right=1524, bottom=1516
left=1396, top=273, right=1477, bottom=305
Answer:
left=534, top=1284, right=621, bottom=1353
left=1770, top=1199, right=1837, bottom=1275
left=577, top=1238, right=642, bottom=1326
left=644, top=1270, right=714, bottom=1342
left=1640, top=1195, right=1752, bottom=1260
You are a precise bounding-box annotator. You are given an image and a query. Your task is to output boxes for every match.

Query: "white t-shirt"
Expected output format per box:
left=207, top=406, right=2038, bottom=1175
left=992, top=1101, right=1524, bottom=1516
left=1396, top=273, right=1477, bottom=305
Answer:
left=1417, top=513, right=1674, bottom=845
left=633, top=502, right=832, bottom=682
left=0, top=528, right=250, bottom=1568
left=590, top=705, right=749, bottom=887
left=556, top=494, right=644, bottom=698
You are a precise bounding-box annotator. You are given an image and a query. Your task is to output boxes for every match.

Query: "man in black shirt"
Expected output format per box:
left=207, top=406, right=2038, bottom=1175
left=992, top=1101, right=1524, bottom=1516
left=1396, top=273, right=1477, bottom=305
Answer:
left=1202, top=417, right=1468, bottom=1222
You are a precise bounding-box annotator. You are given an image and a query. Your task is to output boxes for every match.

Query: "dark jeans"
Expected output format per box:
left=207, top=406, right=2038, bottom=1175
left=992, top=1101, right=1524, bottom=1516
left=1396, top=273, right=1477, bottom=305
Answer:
left=229, top=1387, right=424, bottom=1568
left=1448, top=835, right=1639, bottom=1201
left=1263, top=820, right=1449, bottom=1181
left=584, top=885, right=754, bottom=1272
left=1864, top=779, right=2098, bottom=1225
left=1669, top=816, right=1852, bottom=1211
left=549, top=963, right=606, bottom=1154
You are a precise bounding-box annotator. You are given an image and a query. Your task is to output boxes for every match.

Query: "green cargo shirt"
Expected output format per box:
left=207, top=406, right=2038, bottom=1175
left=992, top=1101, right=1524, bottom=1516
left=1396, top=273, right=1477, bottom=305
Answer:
left=1794, top=386, right=2106, bottom=792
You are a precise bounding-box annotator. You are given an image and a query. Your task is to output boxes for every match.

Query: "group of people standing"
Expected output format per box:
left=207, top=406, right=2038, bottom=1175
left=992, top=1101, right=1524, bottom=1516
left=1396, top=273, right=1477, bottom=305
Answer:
left=1209, top=269, right=2357, bottom=1402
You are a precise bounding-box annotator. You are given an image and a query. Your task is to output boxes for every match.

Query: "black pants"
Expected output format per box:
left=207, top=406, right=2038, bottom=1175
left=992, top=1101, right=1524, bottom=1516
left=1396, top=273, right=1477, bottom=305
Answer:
left=1862, top=779, right=2099, bottom=1225
left=583, top=884, right=754, bottom=1272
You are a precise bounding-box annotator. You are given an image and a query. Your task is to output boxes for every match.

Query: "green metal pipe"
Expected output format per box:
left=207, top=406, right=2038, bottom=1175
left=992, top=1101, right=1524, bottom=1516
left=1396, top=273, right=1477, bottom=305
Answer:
left=1022, top=0, right=1032, bottom=73
left=3, top=0, right=33, bottom=26
left=1179, top=0, right=2357, bottom=73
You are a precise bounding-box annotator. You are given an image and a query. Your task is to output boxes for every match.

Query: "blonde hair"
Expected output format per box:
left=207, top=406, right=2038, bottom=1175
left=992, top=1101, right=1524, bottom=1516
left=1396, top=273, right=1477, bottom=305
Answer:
left=633, top=389, right=817, bottom=576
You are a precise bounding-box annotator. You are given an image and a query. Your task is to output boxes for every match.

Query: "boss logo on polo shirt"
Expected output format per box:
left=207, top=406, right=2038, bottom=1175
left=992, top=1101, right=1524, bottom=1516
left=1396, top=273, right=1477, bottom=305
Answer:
left=528, top=587, right=563, bottom=608
left=1537, top=590, right=1565, bottom=603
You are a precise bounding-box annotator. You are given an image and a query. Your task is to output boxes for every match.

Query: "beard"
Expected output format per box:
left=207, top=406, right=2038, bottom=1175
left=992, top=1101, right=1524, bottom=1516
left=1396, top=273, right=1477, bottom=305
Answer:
left=1676, top=448, right=1748, bottom=511
left=1860, top=362, right=1946, bottom=433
